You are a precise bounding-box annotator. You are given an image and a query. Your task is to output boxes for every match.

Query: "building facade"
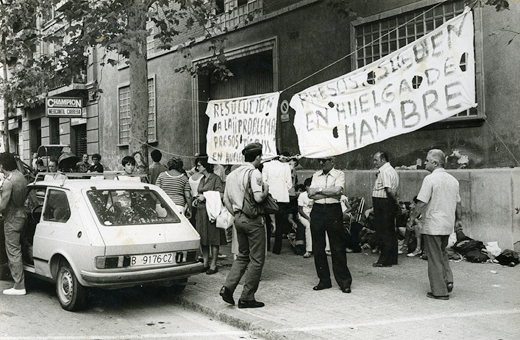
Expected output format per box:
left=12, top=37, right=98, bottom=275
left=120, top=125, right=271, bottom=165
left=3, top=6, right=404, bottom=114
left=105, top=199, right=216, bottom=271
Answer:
left=2, top=1, right=519, bottom=246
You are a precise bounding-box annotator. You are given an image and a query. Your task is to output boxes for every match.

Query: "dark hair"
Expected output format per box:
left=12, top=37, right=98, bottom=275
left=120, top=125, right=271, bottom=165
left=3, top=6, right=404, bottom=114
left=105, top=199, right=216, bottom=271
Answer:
left=413, top=196, right=419, bottom=204
left=151, top=149, right=162, bottom=162
left=167, top=157, right=184, bottom=171
left=281, top=151, right=290, bottom=157
left=378, top=152, right=389, bottom=162
left=197, top=156, right=214, bottom=173
left=122, top=156, right=136, bottom=166
left=0, top=153, right=17, bottom=171
left=244, top=149, right=262, bottom=162
left=92, top=153, right=101, bottom=161
left=295, top=184, right=306, bottom=192
left=304, top=177, right=312, bottom=187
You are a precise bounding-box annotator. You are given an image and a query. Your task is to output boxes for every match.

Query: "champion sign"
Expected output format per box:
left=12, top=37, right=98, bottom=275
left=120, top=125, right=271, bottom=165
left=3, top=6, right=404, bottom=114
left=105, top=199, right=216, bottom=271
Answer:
left=46, top=97, right=84, bottom=118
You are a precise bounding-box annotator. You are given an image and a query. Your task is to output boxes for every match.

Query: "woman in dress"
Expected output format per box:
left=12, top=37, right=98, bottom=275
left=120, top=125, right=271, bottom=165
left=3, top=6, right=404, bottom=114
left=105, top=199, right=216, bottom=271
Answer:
left=156, top=156, right=192, bottom=219
left=193, top=157, right=226, bottom=274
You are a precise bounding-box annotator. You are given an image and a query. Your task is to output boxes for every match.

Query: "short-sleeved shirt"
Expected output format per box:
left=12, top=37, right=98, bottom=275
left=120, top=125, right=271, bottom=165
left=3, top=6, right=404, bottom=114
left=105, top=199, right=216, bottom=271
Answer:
left=417, top=168, right=460, bottom=235
left=89, top=163, right=104, bottom=173
left=309, top=168, right=344, bottom=204
left=262, top=160, right=292, bottom=203
left=156, top=172, right=190, bottom=207
left=297, top=191, right=313, bottom=216
left=372, top=162, right=399, bottom=198
left=224, top=163, right=262, bottom=213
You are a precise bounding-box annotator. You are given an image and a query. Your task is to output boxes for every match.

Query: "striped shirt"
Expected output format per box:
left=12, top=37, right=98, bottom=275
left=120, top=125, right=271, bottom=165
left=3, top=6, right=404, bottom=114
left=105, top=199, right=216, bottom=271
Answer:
left=156, top=171, right=190, bottom=207
left=372, top=162, right=399, bottom=198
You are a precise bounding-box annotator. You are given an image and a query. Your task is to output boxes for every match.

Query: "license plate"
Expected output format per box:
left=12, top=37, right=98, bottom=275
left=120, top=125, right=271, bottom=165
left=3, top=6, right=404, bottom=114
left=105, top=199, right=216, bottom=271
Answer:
left=130, top=252, right=185, bottom=267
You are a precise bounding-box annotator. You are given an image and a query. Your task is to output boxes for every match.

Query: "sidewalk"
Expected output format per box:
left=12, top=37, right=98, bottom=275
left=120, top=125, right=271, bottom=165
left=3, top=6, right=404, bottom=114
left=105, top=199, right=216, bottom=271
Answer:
left=175, top=241, right=520, bottom=340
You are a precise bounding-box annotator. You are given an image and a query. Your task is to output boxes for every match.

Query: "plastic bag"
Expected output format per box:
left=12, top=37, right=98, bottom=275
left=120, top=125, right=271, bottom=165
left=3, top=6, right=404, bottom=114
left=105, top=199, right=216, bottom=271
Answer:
left=216, top=207, right=234, bottom=229
left=485, top=241, right=502, bottom=257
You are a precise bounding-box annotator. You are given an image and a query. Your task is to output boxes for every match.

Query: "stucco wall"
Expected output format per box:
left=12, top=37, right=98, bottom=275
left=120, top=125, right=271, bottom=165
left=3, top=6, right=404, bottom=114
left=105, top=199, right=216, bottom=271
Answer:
left=297, top=168, right=520, bottom=252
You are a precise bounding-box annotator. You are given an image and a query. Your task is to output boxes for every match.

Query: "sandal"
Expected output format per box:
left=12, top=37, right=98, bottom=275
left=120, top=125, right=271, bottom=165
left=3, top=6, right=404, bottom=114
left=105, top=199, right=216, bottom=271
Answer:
left=303, top=252, right=312, bottom=258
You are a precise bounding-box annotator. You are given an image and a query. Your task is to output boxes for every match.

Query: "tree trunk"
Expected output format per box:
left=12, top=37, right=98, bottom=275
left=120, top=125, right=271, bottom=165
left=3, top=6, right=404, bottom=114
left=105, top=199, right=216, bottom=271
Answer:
left=128, top=1, right=149, bottom=171
left=2, top=34, right=10, bottom=153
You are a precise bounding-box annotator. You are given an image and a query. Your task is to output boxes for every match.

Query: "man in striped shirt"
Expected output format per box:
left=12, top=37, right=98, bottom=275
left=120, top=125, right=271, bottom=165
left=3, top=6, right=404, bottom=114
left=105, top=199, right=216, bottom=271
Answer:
left=371, top=151, right=400, bottom=267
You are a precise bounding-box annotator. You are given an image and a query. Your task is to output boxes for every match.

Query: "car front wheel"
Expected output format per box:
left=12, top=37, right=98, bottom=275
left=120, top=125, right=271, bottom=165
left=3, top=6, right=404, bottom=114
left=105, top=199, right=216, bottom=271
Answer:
left=56, top=260, right=87, bottom=311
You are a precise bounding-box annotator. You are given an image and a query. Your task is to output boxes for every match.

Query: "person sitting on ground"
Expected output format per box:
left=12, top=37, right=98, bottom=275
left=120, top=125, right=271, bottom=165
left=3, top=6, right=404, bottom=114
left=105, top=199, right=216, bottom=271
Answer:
left=297, top=180, right=313, bottom=258
left=405, top=196, right=424, bottom=257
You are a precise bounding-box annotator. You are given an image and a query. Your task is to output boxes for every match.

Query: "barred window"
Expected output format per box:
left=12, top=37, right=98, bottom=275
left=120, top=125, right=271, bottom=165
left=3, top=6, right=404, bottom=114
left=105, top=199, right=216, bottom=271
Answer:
left=118, top=86, right=131, bottom=145
left=147, top=78, right=157, bottom=142
left=353, top=0, right=482, bottom=120
left=118, top=77, right=157, bottom=145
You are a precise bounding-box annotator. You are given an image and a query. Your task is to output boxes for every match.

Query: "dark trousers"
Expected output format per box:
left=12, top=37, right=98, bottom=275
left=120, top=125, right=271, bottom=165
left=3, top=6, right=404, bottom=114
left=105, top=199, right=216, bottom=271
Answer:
left=224, top=212, right=265, bottom=301
left=272, top=202, right=290, bottom=254
left=373, top=197, right=398, bottom=265
left=423, top=234, right=453, bottom=296
left=310, top=203, right=352, bottom=289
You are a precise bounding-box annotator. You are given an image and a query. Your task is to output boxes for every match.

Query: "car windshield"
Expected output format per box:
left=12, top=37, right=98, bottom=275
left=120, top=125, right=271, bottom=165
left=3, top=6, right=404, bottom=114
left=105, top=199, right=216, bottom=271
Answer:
left=87, top=189, right=181, bottom=226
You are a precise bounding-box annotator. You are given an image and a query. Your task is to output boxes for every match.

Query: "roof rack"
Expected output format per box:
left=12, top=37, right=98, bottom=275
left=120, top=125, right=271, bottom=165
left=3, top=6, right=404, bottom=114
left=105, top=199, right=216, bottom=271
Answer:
left=33, top=171, right=149, bottom=184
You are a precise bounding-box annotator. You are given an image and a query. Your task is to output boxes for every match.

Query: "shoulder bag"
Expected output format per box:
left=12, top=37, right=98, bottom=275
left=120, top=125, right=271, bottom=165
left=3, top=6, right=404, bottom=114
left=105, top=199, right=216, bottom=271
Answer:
left=242, top=169, right=278, bottom=218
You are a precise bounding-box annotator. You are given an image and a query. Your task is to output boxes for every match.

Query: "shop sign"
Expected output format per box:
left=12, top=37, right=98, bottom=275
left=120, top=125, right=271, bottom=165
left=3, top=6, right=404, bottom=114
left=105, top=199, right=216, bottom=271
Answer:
left=46, top=97, right=84, bottom=118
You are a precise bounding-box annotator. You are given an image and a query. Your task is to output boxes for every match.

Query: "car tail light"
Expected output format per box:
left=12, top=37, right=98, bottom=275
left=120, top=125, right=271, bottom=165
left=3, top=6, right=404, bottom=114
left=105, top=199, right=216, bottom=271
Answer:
left=96, top=256, right=130, bottom=269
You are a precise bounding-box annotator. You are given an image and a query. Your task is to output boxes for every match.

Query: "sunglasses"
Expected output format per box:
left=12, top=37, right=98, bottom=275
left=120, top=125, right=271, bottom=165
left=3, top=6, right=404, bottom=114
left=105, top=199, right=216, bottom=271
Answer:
left=317, top=158, right=332, bottom=163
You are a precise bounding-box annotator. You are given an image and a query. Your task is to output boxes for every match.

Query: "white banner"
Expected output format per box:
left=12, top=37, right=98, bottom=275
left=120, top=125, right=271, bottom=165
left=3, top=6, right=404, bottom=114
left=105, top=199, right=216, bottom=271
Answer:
left=206, top=92, right=280, bottom=164
left=290, top=8, right=476, bottom=158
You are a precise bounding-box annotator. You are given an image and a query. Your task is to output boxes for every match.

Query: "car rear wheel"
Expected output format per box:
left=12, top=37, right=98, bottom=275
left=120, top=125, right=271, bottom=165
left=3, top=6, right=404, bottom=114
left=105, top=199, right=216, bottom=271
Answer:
left=56, top=260, right=87, bottom=311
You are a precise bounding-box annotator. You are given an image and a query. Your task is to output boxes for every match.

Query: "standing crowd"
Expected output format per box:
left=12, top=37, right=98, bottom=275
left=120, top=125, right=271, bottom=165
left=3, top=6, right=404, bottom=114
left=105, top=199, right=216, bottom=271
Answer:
left=1, top=145, right=462, bottom=304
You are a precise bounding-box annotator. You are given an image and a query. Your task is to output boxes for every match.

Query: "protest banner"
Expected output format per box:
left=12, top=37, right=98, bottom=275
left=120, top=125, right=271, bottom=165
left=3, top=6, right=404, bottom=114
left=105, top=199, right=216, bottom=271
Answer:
left=206, top=92, right=280, bottom=164
left=290, top=8, right=477, bottom=158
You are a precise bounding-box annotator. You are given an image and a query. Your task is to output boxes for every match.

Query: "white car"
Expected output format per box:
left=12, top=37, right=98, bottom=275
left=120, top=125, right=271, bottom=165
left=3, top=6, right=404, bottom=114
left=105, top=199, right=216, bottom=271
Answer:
left=22, top=178, right=203, bottom=311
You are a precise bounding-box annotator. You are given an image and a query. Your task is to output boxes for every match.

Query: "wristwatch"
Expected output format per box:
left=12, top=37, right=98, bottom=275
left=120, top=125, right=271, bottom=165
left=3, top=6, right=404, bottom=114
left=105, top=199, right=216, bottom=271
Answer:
left=318, top=188, right=323, bottom=193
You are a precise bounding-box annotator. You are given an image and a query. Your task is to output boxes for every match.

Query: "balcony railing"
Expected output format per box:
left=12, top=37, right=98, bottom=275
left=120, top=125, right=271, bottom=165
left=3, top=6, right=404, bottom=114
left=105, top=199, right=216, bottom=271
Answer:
left=213, top=0, right=263, bottom=33
left=48, top=68, right=87, bottom=91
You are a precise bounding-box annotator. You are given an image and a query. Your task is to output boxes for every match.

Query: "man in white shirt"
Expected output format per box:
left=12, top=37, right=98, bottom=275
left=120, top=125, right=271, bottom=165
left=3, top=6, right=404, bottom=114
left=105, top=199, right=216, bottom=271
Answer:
left=262, top=155, right=292, bottom=254
left=408, top=149, right=461, bottom=300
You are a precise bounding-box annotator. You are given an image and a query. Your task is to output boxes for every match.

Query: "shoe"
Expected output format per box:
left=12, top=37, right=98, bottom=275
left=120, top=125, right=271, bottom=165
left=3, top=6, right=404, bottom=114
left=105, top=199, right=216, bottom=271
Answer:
left=407, top=249, right=422, bottom=257
left=219, top=286, right=235, bottom=305
left=206, top=267, right=218, bottom=275
left=238, top=299, right=265, bottom=308
left=325, top=250, right=331, bottom=256
left=372, top=263, right=392, bottom=267
left=398, top=246, right=408, bottom=255
left=3, top=288, right=26, bottom=296
left=202, top=266, right=210, bottom=273
left=341, top=287, right=351, bottom=293
left=447, top=282, right=454, bottom=293
left=313, top=282, right=332, bottom=291
left=303, top=252, right=312, bottom=258
left=346, top=248, right=353, bottom=253
left=371, top=248, right=379, bottom=254
left=427, top=292, right=449, bottom=300
left=217, top=253, right=227, bottom=259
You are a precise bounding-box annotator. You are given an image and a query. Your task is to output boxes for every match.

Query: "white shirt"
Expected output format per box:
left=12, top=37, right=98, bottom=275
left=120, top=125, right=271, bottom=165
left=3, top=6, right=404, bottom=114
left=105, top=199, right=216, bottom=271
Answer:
left=297, top=191, right=313, bottom=216
left=310, top=168, right=344, bottom=204
left=417, top=168, right=461, bottom=235
left=224, top=163, right=263, bottom=213
left=262, top=160, right=292, bottom=203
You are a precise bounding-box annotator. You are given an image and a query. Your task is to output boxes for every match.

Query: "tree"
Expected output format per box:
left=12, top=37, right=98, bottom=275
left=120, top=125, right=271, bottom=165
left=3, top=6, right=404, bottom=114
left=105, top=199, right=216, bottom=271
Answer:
left=50, top=0, right=233, bottom=167
left=0, top=0, right=55, bottom=153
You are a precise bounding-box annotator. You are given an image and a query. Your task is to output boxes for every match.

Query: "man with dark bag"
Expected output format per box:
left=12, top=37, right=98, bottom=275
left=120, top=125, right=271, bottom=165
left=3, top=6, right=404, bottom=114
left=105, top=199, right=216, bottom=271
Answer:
left=308, top=157, right=352, bottom=293
left=407, top=149, right=462, bottom=300
left=220, top=143, right=270, bottom=308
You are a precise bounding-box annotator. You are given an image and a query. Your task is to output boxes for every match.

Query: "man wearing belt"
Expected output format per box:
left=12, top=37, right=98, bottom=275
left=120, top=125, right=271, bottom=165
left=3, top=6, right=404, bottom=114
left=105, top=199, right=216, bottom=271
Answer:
left=371, top=151, right=400, bottom=267
left=220, top=143, right=269, bottom=308
left=0, top=153, right=28, bottom=295
left=308, top=157, right=352, bottom=293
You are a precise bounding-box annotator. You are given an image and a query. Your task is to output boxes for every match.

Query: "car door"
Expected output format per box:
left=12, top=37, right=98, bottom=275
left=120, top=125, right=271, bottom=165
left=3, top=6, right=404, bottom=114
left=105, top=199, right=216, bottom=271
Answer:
left=32, top=188, right=90, bottom=279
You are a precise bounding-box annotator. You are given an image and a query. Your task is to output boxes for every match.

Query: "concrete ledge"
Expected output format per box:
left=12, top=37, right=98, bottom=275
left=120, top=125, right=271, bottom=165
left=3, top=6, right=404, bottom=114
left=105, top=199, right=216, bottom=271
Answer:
left=297, top=168, right=520, bottom=251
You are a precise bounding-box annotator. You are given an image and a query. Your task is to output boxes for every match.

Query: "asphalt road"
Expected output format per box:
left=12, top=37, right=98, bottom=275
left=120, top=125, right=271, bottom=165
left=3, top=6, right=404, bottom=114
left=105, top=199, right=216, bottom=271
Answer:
left=0, top=276, right=264, bottom=340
